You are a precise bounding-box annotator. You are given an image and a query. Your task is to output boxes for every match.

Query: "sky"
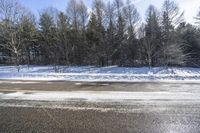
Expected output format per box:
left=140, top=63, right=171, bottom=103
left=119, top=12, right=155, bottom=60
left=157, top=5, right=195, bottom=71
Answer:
left=19, top=0, right=200, bottom=24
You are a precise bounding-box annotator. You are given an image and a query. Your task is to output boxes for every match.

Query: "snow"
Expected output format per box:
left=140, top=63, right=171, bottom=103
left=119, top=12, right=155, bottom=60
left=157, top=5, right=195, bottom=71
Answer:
left=1, top=91, right=200, bottom=102
left=1, top=90, right=200, bottom=114
left=0, top=81, right=41, bottom=84
left=0, top=65, right=200, bottom=82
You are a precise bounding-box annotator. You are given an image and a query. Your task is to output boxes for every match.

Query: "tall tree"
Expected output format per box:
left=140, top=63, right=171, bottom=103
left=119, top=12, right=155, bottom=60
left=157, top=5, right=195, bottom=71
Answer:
left=78, top=0, right=88, bottom=31
left=124, top=0, right=139, bottom=38
left=86, top=12, right=99, bottom=65
left=19, top=14, right=37, bottom=66
left=177, top=23, right=200, bottom=66
left=142, top=5, right=161, bottom=67
left=67, top=0, right=88, bottom=65
left=92, top=0, right=106, bottom=66
left=67, top=0, right=79, bottom=31
left=195, top=7, right=200, bottom=25
left=105, top=1, right=116, bottom=65
left=77, top=0, right=88, bottom=65
left=39, top=11, right=59, bottom=66
left=161, top=0, right=186, bottom=66
left=0, top=0, right=198, bottom=68
left=123, top=0, right=140, bottom=66
left=112, top=0, right=127, bottom=66
left=0, top=0, right=27, bottom=71
left=57, top=12, right=71, bottom=65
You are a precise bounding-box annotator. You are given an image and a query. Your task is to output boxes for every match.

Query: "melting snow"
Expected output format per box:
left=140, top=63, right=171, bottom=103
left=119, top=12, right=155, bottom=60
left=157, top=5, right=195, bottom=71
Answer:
left=1, top=91, right=200, bottom=102
left=0, top=65, right=200, bottom=82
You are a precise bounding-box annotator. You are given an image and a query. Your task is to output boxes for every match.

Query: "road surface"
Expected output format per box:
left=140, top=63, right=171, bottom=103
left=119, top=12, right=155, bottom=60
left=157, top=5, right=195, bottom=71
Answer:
left=0, top=80, right=200, bottom=133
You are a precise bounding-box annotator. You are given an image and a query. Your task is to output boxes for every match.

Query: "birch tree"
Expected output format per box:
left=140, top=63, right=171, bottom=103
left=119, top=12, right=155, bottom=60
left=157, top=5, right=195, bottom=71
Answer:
left=143, top=5, right=161, bottom=67
left=0, top=0, right=27, bottom=71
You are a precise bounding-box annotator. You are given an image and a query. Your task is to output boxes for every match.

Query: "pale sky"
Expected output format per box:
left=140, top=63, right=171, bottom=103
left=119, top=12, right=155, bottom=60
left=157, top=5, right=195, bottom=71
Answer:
left=19, top=0, right=200, bottom=24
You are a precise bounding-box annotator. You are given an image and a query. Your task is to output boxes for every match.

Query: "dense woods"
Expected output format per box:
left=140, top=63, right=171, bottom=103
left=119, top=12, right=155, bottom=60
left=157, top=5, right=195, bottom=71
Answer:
left=0, top=0, right=200, bottom=69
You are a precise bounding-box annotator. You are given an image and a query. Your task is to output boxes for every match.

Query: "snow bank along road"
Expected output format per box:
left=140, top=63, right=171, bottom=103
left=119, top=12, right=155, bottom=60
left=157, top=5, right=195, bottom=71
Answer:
left=1, top=66, right=200, bottom=82
left=0, top=81, right=200, bottom=133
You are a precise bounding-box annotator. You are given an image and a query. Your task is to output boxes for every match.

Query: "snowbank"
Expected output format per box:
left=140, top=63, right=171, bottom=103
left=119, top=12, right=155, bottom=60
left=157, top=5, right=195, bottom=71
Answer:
left=0, top=65, right=200, bottom=82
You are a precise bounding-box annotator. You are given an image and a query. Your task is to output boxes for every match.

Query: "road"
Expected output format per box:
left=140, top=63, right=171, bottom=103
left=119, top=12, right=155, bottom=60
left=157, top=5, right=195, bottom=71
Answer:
left=0, top=80, right=200, bottom=133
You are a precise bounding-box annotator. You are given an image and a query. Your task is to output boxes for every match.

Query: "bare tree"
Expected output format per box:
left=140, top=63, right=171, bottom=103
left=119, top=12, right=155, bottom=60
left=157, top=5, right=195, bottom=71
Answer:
left=67, top=0, right=80, bottom=31
left=161, top=0, right=186, bottom=66
left=105, top=1, right=115, bottom=27
left=195, top=7, right=200, bottom=25
left=162, top=0, right=184, bottom=26
left=42, top=7, right=59, bottom=25
left=0, top=0, right=27, bottom=71
left=124, top=0, right=140, bottom=37
left=114, top=0, right=124, bottom=18
left=78, top=0, right=88, bottom=31
left=93, top=0, right=105, bottom=27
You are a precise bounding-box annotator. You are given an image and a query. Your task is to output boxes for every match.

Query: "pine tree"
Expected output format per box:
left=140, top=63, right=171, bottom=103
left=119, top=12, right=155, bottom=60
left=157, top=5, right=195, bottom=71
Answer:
left=39, top=12, right=59, bottom=66
left=86, top=12, right=99, bottom=65
left=93, top=0, right=106, bottom=66
left=143, top=5, right=161, bottom=67
left=123, top=0, right=140, bottom=66
left=105, top=1, right=116, bottom=65
left=57, top=12, right=71, bottom=65
left=67, top=0, right=88, bottom=65
left=112, top=0, right=127, bottom=66
left=19, top=14, right=37, bottom=66
left=177, top=23, right=200, bottom=66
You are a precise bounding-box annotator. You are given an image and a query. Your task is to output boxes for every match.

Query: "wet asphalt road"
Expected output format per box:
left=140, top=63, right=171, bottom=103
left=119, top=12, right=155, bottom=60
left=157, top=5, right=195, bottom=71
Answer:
left=0, top=81, right=200, bottom=133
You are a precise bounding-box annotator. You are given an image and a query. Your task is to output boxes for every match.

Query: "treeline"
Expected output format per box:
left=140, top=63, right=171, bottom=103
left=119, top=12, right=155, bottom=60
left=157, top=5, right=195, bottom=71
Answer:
left=0, top=0, right=200, bottom=70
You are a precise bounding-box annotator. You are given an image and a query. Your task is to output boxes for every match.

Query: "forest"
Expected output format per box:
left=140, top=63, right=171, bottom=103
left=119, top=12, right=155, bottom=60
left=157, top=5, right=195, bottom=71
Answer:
left=0, top=0, right=200, bottom=70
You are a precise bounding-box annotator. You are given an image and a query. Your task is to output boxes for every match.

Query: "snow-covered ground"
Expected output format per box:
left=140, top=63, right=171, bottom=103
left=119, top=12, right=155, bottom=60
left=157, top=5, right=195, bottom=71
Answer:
left=0, top=65, right=200, bottom=82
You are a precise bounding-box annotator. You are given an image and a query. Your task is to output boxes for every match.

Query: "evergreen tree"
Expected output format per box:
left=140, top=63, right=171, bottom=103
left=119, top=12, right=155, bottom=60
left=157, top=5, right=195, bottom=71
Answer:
left=177, top=23, right=200, bottom=66
left=57, top=12, right=71, bottom=65
left=39, top=12, right=59, bottom=66
left=93, top=0, right=106, bottom=66
left=161, top=0, right=186, bottom=66
left=143, top=5, right=161, bottom=67
left=67, top=0, right=88, bottom=65
left=123, top=0, right=140, bottom=66
left=19, top=14, right=37, bottom=66
left=0, top=0, right=199, bottom=67
left=105, top=1, right=116, bottom=65
left=86, top=12, right=99, bottom=65
left=112, top=0, right=127, bottom=66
